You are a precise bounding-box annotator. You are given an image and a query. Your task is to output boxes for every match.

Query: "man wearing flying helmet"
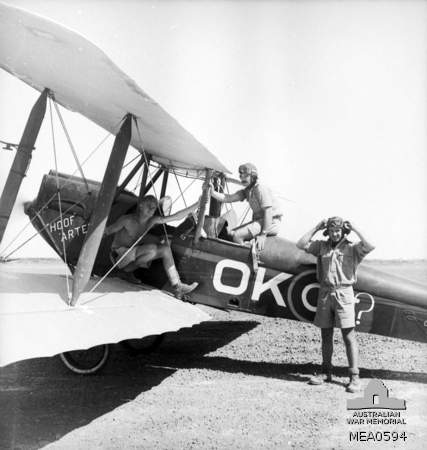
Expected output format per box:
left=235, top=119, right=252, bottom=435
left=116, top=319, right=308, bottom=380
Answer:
left=209, top=163, right=282, bottom=250
left=297, top=217, right=375, bottom=392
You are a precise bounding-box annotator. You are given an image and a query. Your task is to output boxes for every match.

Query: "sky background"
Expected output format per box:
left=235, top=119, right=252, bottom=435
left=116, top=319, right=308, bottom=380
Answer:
left=0, top=0, right=426, bottom=260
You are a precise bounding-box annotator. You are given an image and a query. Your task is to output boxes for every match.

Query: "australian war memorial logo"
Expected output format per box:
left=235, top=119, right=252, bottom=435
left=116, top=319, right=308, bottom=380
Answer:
left=346, top=379, right=408, bottom=443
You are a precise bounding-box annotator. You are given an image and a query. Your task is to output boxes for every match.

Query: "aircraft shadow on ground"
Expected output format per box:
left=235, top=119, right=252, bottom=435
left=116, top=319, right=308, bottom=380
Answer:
left=158, top=357, right=427, bottom=387
left=0, top=320, right=258, bottom=449
left=1, top=319, right=425, bottom=448
left=151, top=322, right=427, bottom=387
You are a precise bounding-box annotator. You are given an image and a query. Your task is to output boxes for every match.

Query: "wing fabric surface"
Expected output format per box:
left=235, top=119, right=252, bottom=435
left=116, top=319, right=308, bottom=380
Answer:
left=0, top=3, right=229, bottom=173
left=0, top=261, right=210, bottom=367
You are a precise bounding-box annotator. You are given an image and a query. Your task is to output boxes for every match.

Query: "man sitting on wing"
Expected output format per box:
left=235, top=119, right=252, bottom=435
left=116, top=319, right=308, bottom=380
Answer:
left=105, top=195, right=199, bottom=299
left=209, top=163, right=282, bottom=250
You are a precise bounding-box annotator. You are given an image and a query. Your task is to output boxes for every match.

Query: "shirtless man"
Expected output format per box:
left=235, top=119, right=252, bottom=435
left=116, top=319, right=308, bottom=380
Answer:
left=105, top=195, right=199, bottom=298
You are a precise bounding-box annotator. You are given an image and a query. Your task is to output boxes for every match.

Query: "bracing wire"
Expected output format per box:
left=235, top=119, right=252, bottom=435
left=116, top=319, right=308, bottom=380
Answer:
left=224, top=180, right=232, bottom=212
left=89, top=159, right=202, bottom=293
left=133, top=117, right=170, bottom=246
left=233, top=172, right=250, bottom=224
left=0, top=118, right=124, bottom=259
left=172, top=169, right=188, bottom=208
left=1, top=200, right=90, bottom=260
left=52, top=99, right=90, bottom=193
left=172, top=168, right=199, bottom=223
left=122, top=153, right=141, bottom=170
left=223, top=178, right=249, bottom=224
left=171, top=174, right=196, bottom=207
left=88, top=227, right=151, bottom=294
left=132, top=170, right=143, bottom=193
left=88, top=115, right=168, bottom=293
left=238, top=206, right=251, bottom=226
left=49, top=98, right=71, bottom=301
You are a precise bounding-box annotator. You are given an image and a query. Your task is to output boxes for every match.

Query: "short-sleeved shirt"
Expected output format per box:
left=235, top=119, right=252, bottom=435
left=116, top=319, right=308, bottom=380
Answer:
left=306, top=238, right=372, bottom=288
left=236, top=183, right=282, bottom=221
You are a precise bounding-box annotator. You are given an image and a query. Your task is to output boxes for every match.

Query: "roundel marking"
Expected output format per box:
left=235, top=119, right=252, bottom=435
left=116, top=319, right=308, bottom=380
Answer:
left=301, top=283, right=318, bottom=313
left=287, top=269, right=319, bottom=323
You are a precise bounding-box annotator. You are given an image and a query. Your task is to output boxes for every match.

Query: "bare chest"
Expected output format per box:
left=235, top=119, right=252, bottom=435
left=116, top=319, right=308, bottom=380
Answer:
left=123, top=219, right=150, bottom=239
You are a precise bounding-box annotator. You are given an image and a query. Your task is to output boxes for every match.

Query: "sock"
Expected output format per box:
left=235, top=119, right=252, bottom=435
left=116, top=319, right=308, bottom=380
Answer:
left=167, top=265, right=180, bottom=286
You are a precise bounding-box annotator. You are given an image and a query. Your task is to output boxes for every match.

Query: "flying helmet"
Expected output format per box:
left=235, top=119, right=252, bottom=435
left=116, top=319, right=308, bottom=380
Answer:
left=238, top=163, right=258, bottom=182
left=323, top=216, right=351, bottom=236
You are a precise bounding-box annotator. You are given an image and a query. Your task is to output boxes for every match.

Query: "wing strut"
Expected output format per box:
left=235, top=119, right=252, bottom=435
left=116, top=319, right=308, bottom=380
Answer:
left=115, top=155, right=145, bottom=198
left=70, top=113, right=133, bottom=305
left=0, top=88, right=48, bottom=245
left=160, top=169, right=169, bottom=198
left=138, top=154, right=151, bottom=200
left=140, top=168, right=163, bottom=197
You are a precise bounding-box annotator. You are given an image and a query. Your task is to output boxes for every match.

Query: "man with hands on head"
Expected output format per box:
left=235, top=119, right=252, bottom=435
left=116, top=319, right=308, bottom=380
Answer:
left=209, top=163, right=282, bottom=251
left=296, top=217, right=375, bottom=393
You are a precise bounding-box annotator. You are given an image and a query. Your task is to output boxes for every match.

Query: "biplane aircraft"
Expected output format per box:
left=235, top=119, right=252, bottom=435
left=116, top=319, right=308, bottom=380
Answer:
left=1, top=3, right=426, bottom=374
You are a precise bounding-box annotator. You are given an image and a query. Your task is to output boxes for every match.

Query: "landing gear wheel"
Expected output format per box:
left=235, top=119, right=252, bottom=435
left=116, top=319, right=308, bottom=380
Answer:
left=121, top=334, right=165, bottom=355
left=59, top=344, right=110, bottom=374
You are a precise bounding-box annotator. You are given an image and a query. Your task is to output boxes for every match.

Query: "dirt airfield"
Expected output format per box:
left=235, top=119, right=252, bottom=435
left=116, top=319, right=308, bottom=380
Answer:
left=1, top=260, right=426, bottom=450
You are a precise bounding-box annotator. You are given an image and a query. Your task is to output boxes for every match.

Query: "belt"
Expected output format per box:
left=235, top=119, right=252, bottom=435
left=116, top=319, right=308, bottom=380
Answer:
left=322, top=284, right=353, bottom=291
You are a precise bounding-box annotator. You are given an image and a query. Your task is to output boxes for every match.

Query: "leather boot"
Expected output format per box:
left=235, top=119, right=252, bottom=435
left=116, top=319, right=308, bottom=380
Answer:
left=308, top=363, right=333, bottom=385
left=346, top=369, right=361, bottom=393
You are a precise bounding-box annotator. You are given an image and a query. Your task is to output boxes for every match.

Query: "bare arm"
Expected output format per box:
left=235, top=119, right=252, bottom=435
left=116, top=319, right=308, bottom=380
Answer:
left=155, top=201, right=200, bottom=225
left=255, top=207, right=273, bottom=251
left=261, top=207, right=273, bottom=234
left=104, top=216, right=128, bottom=236
left=296, top=220, right=327, bottom=250
left=210, top=186, right=244, bottom=203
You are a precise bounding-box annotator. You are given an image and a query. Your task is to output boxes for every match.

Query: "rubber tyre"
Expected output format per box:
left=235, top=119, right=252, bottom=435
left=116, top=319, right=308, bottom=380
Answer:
left=59, top=344, right=110, bottom=374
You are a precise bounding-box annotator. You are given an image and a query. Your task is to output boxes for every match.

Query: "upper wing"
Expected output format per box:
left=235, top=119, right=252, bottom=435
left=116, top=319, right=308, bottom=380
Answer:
left=0, top=3, right=230, bottom=174
left=0, top=262, right=210, bottom=367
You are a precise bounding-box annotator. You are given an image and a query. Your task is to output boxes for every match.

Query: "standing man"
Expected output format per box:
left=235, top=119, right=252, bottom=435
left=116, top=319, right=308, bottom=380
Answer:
left=105, top=195, right=199, bottom=299
left=296, top=217, right=375, bottom=392
left=209, top=163, right=282, bottom=250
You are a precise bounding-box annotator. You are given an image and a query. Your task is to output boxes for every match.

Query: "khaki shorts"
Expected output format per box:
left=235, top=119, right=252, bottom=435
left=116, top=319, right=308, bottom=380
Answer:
left=111, top=246, right=137, bottom=269
left=314, top=286, right=356, bottom=329
left=234, top=217, right=281, bottom=240
left=111, top=245, right=153, bottom=270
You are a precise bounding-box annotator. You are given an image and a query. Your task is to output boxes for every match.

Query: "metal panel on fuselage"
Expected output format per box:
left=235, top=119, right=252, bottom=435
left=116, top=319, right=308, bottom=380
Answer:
left=25, top=171, right=137, bottom=274
left=24, top=173, right=427, bottom=342
left=171, top=235, right=427, bottom=342
left=172, top=235, right=318, bottom=320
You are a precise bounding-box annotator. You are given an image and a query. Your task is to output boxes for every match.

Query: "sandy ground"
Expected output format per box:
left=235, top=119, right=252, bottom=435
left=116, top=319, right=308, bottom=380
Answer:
left=0, top=260, right=426, bottom=449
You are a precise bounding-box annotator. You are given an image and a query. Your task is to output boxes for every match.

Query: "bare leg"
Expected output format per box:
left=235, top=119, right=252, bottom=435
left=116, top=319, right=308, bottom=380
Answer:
left=147, top=243, right=198, bottom=298
left=230, top=229, right=252, bottom=245
left=122, top=262, right=138, bottom=272
left=231, top=221, right=262, bottom=245
left=153, top=243, right=179, bottom=284
left=341, top=327, right=361, bottom=392
left=308, top=327, right=334, bottom=385
left=120, top=245, right=159, bottom=282
left=130, top=243, right=179, bottom=282
left=134, top=246, right=157, bottom=268
left=321, top=327, right=334, bottom=372
left=341, top=327, right=358, bottom=373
